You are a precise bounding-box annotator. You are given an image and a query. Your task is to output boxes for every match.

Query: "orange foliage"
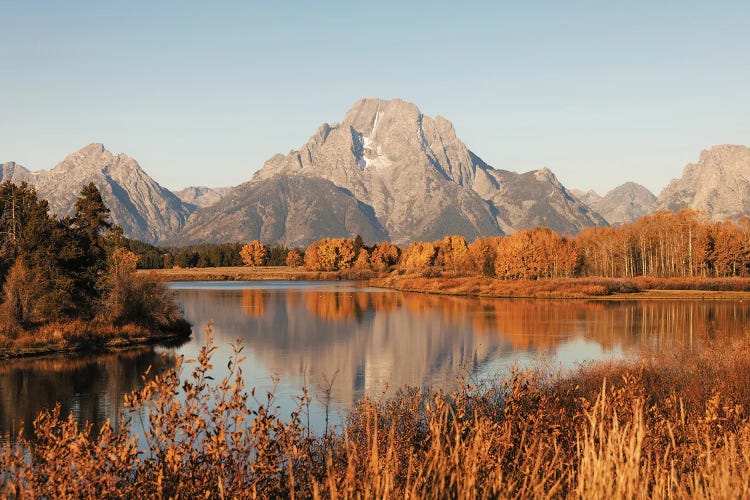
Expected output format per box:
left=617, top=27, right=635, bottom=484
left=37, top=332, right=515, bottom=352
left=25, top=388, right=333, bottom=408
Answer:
left=370, top=242, right=400, bottom=271
left=466, top=237, right=503, bottom=276
left=353, top=249, right=371, bottom=271
left=435, top=235, right=468, bottom=275
left=494, top=227, right=579, bottom=280
left=239, top=240, right=267, bottom=267
left=400, top=241, right=437, bottom=271
left=304, top=238, right=359, bottom=271
left=240, top=289, right=266, bottom=318
left=285, top=249, right=303, bottom=268
left=6, top=327, right=750, bottom=497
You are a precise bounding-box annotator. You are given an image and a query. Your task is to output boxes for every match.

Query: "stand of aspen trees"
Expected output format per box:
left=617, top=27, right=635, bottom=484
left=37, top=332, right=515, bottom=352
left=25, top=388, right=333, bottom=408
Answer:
left=237, top=210, right=750, bottom=280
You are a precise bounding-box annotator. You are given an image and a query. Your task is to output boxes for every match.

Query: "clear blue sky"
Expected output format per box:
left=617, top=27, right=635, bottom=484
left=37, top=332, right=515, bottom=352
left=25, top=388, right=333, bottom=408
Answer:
left=1, top=1, right=748, bottom=194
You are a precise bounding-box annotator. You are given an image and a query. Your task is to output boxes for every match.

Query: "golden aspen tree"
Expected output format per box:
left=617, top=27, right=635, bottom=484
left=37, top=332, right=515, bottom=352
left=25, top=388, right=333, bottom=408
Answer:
left=400, top=241, right=437, bottom=271
left=240, top=240, right=268, bottom=267
left=285, top=249, right=303, bottom=268
left=371, top=242, right=400, bottom=271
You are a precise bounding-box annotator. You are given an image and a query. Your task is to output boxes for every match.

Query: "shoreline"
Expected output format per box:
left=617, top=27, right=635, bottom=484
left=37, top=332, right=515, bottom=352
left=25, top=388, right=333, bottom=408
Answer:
left=0, top=327, right=191, bottom=361
left=369, top=275, right=750, bottom=301
left=145, top=266, right=750, bottom=301
left=370, top=281, right=750, bottom=301
left=140, top=266, right=364, bottom=282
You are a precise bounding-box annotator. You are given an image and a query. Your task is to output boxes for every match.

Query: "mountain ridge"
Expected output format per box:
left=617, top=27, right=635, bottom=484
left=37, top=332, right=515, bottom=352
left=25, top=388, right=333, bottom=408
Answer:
left=0, top=143, right=193, bottom=244
left=652, top=145, right=750, bottom=220
left=3, top=100, right=748, bottom=246
left=239, top=97, right=605, bottom=245
left=572, top=182, right=656, bottom=225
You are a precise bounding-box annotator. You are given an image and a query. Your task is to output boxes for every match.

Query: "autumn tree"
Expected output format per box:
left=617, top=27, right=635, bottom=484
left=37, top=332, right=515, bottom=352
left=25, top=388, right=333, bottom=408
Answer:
left=353, top=249, right=371, bottom=271
left=304, top=239, right=338, bottom=271
left=97, top=248, right=139, bottom=324
left=435, top=235, right=469, bottom=275
left=338, top=239, right=357, bottom=269
left=286, top=249, right=303, bottom=268
left=0, top=257, right=43, bottom=328
left=370, top=242, right=400, bottom=272
left=400, top=242, right=437, bottom=271
left=240, top=240, right=268, bottom=267
left=303, top=238, right=362, bottom=271
left=494, top=228, right=578, bottom=280
left=466, top=237, right=503, bottom=277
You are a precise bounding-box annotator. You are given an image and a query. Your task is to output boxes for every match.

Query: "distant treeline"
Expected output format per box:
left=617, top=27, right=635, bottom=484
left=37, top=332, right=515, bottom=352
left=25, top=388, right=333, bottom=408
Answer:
left=133, top=210, right=750, bottom=280
left=124, top=241, right=304, bottom=269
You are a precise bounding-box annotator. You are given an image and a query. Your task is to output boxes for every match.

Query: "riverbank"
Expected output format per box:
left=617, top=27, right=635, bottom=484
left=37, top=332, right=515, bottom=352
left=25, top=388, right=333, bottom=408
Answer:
left=4, top=328, right=750, bottom=497
left=141, top=266, right=371, bottom=281
left=370, top=274, right=750, bottom=300
left=0, top=320, right=191, bottom=360
left=145, top=265, right=750, bottom=300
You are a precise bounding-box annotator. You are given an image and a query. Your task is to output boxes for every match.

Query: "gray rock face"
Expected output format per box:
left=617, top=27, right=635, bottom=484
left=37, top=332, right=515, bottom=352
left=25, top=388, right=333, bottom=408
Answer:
left=573, top=183, right=656, bottom=225
left=174, top=186, right=232, bottom=208
left=174, top=176, right=388, bottom=247
left=653, top=145, right=750, bottom=220
left=0, top=143, right=193, bottom=243
left=2, top=99, right=612, bottom=247
left=570, top=189, right=603, bottom=208
left=249, top=97, right=604, bottom=243
left=0, top=161, right=34, bottom=185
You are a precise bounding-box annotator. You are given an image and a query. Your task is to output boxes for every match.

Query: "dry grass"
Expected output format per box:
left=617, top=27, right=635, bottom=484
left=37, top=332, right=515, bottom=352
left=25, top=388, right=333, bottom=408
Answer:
left=0, top=320, right=189, bottom=359
left=3, top=325, right=750, bottom=498
left=371, top=274, right=750, bottom=300
left=143, top=266, right=376, bottom=282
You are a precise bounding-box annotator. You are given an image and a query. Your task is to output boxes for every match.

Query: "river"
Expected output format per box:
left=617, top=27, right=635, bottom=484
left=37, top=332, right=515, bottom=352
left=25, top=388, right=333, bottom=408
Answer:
left=1, top=280, right=747, bottom=439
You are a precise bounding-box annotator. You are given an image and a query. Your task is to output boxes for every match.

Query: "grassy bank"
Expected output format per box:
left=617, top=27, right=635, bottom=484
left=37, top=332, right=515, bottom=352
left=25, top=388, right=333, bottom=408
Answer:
left=149, top=265, right=750, bottom=300
left=0, top=319, right=191, bottom=360
left=371, top=274, right=750, bottom=300
left=3, top=327, right=750, bottom=497
left=142, top=265, right=373, bottom=282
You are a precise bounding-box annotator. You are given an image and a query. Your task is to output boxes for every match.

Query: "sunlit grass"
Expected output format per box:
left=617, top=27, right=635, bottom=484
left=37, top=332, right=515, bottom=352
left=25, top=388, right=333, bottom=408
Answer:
left=3, top=325, right=750, bottom=497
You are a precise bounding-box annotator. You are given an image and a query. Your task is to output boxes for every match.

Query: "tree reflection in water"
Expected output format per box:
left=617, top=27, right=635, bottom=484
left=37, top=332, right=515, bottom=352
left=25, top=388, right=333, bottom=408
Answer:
left=176, top=285, right=750, bottom=420
left=3, top=283, right=748, bottom=440
left=0, top=347, right=175, bottom=441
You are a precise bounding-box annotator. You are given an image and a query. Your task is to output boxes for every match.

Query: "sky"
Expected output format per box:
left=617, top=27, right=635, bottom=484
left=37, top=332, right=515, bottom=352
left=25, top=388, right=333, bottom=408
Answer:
left=1, top=1, right=748, bottom=195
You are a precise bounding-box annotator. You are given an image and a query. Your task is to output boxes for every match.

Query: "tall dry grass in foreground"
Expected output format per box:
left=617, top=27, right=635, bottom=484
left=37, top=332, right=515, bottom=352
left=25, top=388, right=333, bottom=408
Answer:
left=3, top=328, right=750, bottom=498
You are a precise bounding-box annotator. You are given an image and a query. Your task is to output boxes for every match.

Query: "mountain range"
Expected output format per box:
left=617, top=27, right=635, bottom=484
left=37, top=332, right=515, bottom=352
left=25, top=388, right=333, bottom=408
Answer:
left=1, top=99, right=749, bottom=246
left=0, top=143, right=190, bottom=243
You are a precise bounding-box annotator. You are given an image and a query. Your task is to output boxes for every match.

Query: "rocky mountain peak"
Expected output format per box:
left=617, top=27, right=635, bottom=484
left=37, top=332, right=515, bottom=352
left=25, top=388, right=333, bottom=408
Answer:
left=0, top=144, right=193, bottom=243
left=534, top=167, right=558, bottom=184
left=698, top=144, right=750, bottom=164
left=342, top=98, right=421, bottom=134
left=584, top=182, right=656, bottom=225
left=242, top=97, right=606, bottom=243
left=653, top=144, right=750, bottom=221
left=571, top=189, right=603, bottom=207
left=80, top=142, right=106, bottom=155
left=0, top=161, right=33, bottom=185
left=52, top=143, right=112, bottom=174
left=174, top=186, right=232, bottom=208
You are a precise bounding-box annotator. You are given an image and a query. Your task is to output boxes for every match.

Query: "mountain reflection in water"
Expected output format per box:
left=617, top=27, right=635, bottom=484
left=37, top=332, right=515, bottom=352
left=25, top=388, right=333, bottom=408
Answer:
left=174, top=282, right=747, bottom=418
left=1, top=281, right=748, bottom=439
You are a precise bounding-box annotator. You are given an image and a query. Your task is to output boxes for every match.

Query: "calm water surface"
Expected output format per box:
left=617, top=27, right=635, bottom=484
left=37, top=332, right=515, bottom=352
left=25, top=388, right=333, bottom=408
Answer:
left=1, top=280, right=748, bottom=438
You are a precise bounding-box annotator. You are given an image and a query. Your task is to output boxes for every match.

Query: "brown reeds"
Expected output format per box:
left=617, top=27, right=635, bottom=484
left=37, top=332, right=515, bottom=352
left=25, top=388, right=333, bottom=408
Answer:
left=3, top=325, right=750, bottom=498
left=372, top=274, right=750, bottom=299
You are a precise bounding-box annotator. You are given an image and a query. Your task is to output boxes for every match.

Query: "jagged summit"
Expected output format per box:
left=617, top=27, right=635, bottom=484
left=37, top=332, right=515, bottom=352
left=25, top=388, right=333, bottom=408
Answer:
left=0, top=143, right=192, bottom=243
left=576, top=182, right=656, bottom=225
left=50, top=143, right=142, bottom=175
left=236, top=97, right=605, bottom=244
left=653, top=144, right=750, bottom=221
left=174, top=186, right=232, bottom=208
